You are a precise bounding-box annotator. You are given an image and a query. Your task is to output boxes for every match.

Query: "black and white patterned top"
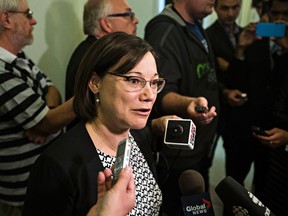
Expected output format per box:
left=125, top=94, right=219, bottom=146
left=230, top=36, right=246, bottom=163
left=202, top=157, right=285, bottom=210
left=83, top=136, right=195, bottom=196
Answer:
left=97, top=134, right=162, bottom=215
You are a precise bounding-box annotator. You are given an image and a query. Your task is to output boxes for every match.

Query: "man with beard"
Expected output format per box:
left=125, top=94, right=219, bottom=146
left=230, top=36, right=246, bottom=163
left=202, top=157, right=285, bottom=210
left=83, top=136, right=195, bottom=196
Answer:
left=206, top=0, right=253, bottom=186
left=65, top=0, right=139, bottom=130
left=145, top=0, right=219, bottom=215
left=0, top=0, right=76, bottom=214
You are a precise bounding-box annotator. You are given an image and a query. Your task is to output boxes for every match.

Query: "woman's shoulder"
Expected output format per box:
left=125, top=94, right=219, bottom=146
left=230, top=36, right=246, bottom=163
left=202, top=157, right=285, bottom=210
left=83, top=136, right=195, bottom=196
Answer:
left=42, top=121, right=97, bottom=162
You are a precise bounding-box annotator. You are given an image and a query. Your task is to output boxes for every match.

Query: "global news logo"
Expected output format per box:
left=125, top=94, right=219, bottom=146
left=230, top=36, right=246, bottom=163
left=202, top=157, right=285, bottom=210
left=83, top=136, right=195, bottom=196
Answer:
left=185, top=199, right=212, bottom=215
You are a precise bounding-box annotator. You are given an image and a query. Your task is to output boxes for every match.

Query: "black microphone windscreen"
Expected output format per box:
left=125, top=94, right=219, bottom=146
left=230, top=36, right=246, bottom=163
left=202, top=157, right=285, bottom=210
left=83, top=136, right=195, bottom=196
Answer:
left=179, top=170, right=205, bottom=196
left=215, top=176, right=275, bottom=216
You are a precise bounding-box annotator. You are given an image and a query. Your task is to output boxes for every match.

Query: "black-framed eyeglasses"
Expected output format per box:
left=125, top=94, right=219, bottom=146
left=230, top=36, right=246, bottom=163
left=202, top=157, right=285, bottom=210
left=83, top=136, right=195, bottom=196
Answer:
left=7, top=8, right=33, bottom=20
left=107, top=72, right=166, bottom=94
left=107, top=12, right=135, bottom=21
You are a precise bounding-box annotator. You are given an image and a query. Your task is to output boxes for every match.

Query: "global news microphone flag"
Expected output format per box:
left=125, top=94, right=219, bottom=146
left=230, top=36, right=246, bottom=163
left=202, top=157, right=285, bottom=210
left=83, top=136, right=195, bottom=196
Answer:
left=181, top=192, right=215, bottom=216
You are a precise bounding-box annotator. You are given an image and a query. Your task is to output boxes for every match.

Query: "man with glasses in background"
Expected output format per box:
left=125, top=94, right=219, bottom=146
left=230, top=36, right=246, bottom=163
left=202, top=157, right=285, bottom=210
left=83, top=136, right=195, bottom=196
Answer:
left=0, top=0, right=76, bottom=215
left=65, top=0, right=138, bottom=113
left=64, top=0, right=179, bottom=148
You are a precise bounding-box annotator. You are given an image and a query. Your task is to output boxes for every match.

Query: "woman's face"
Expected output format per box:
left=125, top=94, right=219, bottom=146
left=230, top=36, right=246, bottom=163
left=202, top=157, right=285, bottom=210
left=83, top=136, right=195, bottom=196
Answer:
left=95, top=51, right=158, bottom=132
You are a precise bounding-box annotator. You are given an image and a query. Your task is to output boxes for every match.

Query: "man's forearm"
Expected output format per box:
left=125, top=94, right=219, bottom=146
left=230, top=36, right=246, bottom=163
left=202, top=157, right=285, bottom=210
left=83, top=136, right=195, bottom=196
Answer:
left=33, top=97, right=76, bottom=134
left=161, top=92, right=194, bottom=117
left=46, top=86, right=62, bottom=108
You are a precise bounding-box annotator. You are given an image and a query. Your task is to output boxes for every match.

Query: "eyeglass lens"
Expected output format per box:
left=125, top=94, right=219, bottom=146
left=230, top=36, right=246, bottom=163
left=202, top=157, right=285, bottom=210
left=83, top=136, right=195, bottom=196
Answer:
left=7, top=9, right=33, bottom=19
left=107, top=73, right=165, bottom=93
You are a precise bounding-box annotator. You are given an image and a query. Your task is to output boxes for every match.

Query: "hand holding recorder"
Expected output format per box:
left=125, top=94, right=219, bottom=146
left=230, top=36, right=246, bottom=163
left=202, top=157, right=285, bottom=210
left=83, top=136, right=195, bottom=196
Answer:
left=253, top=127, right=288, bottom=149
left=223, top=89, right=248, bottom=107
left=186, top=97, right=217, bottom=126
left=87, top=167, right=135, bottom=216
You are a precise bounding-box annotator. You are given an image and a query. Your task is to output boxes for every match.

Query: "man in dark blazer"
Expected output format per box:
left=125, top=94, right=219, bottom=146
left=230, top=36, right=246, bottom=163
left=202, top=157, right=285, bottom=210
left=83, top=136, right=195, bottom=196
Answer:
left=206, top=0, right=254, bottom=187
left=207, top=0, right=288, bottom=200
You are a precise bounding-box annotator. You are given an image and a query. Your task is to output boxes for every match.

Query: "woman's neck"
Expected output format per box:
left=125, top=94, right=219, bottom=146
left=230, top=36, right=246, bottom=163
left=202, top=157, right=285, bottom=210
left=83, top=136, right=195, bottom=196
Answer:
left=86, top=120, right=129, bottom=156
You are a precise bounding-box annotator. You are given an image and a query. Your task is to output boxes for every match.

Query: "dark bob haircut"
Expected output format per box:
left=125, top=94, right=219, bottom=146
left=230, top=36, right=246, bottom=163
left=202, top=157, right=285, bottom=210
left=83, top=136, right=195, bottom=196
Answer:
left=73, top=32, right=157, bottom=121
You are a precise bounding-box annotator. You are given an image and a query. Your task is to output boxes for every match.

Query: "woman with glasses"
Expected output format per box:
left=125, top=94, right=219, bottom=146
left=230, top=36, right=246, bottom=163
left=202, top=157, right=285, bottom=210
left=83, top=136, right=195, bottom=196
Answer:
left=23, top=32, right=165, bottom=216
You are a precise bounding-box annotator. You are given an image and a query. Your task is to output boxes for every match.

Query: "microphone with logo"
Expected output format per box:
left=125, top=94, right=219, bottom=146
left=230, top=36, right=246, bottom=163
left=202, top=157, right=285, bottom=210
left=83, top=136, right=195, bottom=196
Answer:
left=164, top=119, right=196, bottom=150
left=179, top=170, right=215, bottom=216
left=215, top=176, right=275, bottom=216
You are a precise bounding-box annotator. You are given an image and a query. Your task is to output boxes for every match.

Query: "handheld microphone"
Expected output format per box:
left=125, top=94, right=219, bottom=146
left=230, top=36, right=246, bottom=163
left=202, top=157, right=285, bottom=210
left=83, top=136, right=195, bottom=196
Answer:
left=164, top=119, right=196, bottom=150
left=215, top=176, right=275, bottom=216
left=179, top=170, right=215, bottom=216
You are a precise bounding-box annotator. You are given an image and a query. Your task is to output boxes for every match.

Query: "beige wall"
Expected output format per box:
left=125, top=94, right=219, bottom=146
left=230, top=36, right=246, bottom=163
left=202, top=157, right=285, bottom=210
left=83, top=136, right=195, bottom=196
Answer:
left=24, top=0, right=254, bottom=99
left=24, top=0, right=162, bottom=98
left=24, top=0, right=86, bottom=98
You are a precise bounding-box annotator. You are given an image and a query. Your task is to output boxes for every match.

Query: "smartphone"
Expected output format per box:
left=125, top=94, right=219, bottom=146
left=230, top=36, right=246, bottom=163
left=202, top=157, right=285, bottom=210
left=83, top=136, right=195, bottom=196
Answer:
left=256, top=22, right=286, bottom=37
left=251, top=126, right=269, bottom=136
left=112, top=138, right=131, bottom=182
left=195, top=106, right=208, bottom=113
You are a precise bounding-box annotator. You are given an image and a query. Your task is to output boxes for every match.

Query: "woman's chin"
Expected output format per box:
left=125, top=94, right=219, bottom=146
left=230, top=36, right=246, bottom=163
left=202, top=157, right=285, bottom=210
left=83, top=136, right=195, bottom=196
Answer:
left=130, top=121, right=147, bottom=130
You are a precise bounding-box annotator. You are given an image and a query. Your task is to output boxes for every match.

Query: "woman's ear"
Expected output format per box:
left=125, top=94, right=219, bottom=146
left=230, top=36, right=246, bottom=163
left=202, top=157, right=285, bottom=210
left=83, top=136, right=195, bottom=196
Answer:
left=88, top=73, right=101, bottom=94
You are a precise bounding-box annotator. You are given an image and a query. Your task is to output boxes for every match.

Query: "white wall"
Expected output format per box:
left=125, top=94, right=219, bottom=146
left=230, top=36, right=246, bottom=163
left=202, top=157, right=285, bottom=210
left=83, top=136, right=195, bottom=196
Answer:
left=24, top=0, right=162, bottom=98
left=127, top=0, right=164, bottom=38
left=24, top=0, right=255, bottom=98
left=24, top=0, right=87, bottom=98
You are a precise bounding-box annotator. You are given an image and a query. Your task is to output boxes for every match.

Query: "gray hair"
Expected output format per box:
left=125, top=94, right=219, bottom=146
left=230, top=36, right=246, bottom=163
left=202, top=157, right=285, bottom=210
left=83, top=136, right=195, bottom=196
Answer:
left=83, top=0, right=112, bottom=36
left=0, top=0, right=21, bottom=31
left=0, top=0, right=21, bottom=12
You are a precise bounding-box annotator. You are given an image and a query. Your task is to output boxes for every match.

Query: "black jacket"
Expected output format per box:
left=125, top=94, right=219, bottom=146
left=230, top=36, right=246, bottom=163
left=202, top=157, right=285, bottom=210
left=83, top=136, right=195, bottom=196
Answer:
left=206, top=20, right=245, bottom=90
left=145, top=5, right=220, bottom=167
left=23, top=121, right=158, bottom=216
left=65, top=35, right=96, bottom=101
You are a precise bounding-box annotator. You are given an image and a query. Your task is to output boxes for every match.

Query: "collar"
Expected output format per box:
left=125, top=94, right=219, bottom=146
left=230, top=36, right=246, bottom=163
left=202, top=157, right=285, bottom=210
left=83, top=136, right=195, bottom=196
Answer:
left=0, top=47, right=17, bottom=64
left=217, top=19, right=240, bottom=36
left=171, top=4, right=199, bottom=26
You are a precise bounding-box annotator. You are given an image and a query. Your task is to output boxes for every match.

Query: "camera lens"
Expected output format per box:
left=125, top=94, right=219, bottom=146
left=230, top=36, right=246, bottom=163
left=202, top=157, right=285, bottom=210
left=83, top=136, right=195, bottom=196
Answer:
left=171, top=125, right=184, bottom=137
